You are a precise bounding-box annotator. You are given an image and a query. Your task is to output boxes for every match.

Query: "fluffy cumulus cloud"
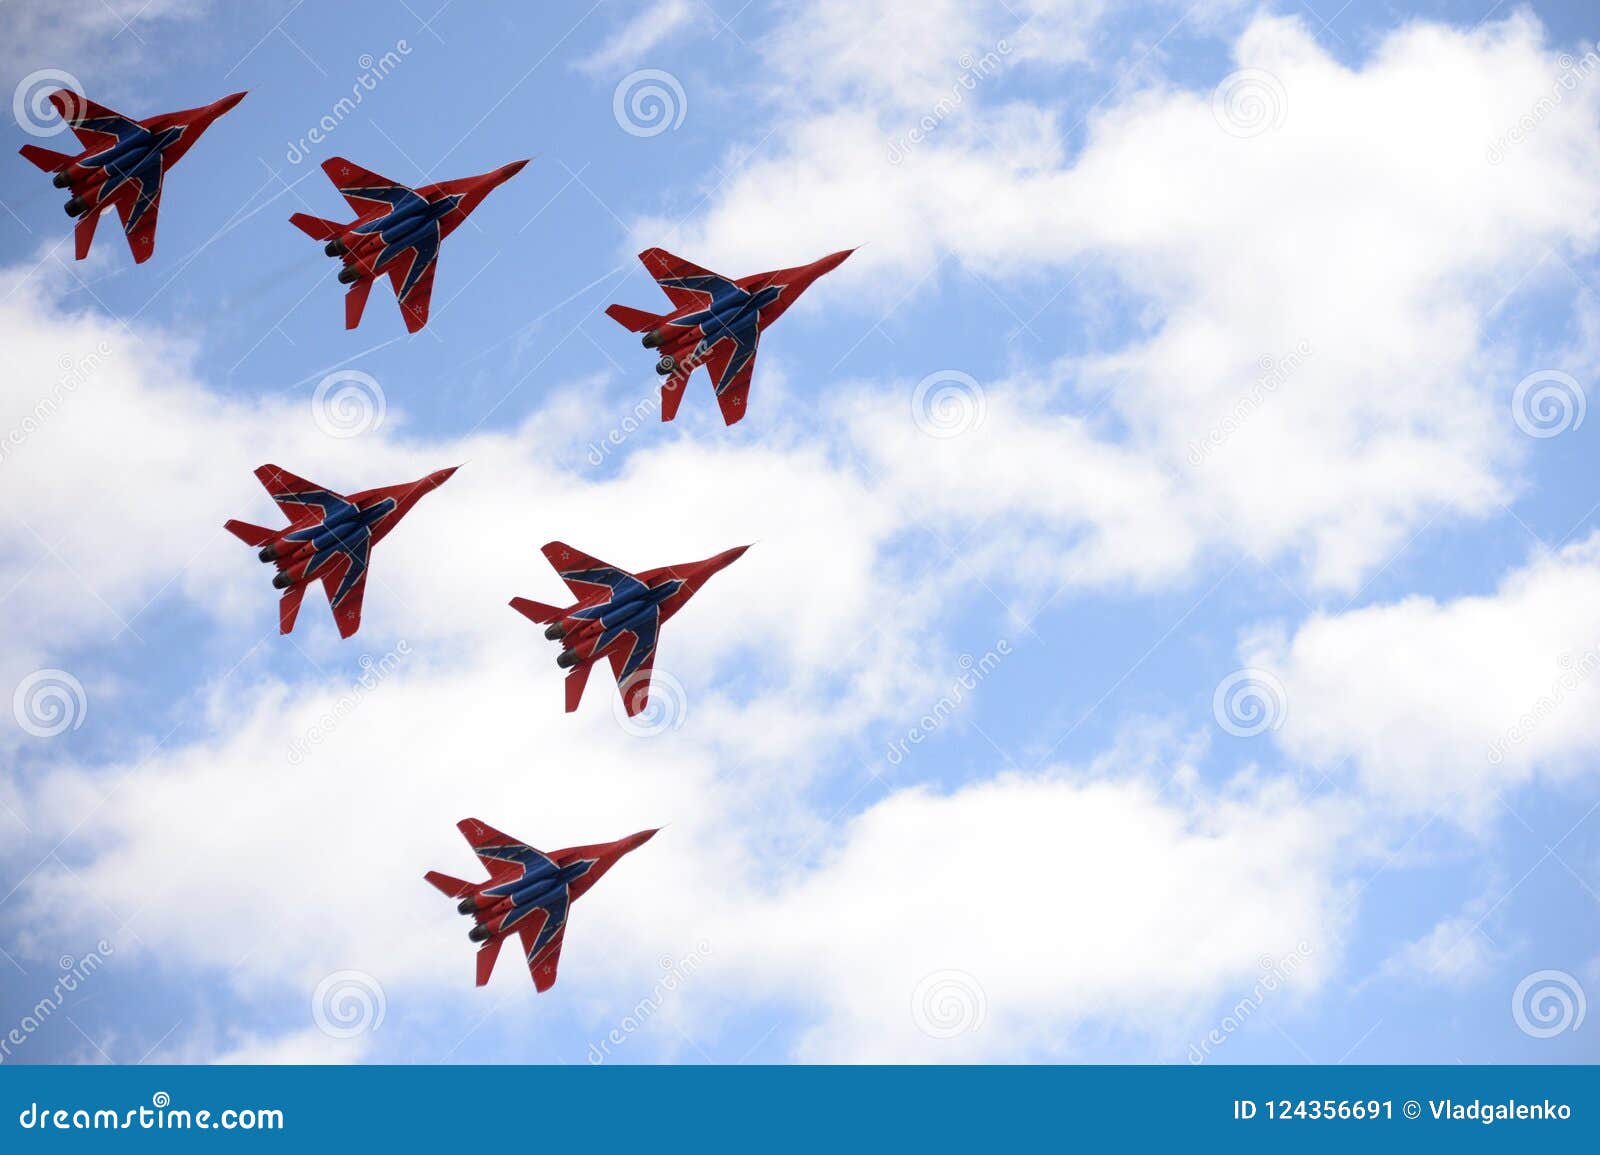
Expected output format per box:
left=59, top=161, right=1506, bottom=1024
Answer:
left=5, top=4, right=1598, bottom=1063
left=1260, top=533, right=1600, bottom=821
left=647, top=11, right=1600, bottom=590
left=0, top=257, right=1358, bottom=1062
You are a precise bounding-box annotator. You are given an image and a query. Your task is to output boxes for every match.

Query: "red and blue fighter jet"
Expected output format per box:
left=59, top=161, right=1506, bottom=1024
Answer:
left=510, top=541, right=748, bottom=716
left=426, top=819, right=658, bottom=991
left=224, top=463, right=456, bottom=639
left=605, top=246, right=854, bottom=424
left=290, top=156, right=527, bottom=333
left=19, top=88, right=246, bottom=263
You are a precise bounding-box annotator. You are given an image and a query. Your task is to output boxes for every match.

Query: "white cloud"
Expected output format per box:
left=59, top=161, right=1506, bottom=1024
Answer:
left=1380, top=913, right=1498, bottom=989
left=577, top=0, right=707, bottom=76
left=0, top=2, right=207, bottom=94
left=643, top=12, right=1600, bottom=590
left=1261, top=533, right=1600, bottom=821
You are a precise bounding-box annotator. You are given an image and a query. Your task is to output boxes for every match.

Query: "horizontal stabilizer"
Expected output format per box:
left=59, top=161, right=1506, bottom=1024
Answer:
left=605, top=303, right=661, bottom=333
left=509, top=597, right=562, bottom=624
left=424, top=870, right=474, bottom=898
left=475, top=935, right=504, bottom=987
left=19, top=144, right=74, bottom=173
left=289, top=212, right=342, bottom=241
left=223, top=519, right=274, bottom=546
left=564, top=662, right=592, bottom=713
left=73, top=209, right=99, bottom=261
left=278, top=584, right=306, bottom=635
left=344, top=277, right=373, bottom=330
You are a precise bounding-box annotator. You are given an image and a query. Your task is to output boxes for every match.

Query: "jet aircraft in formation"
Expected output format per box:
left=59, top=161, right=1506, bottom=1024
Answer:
left=19, top=88, right=245, bottom=263
left=426, top=819, right=657, bottom=991
left=224, top=463, right=456, bottom=639
left=291, top=156, right=528, bottom=333
left=607, top=246, right=853, bottom=424
left=510, top=540, right=748, bottom=717
left=17, top=83, right=857, bottom=999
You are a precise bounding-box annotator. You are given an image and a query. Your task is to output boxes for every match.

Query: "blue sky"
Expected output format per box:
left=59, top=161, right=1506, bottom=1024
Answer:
left=0, top=0, right=1597, bottom=1065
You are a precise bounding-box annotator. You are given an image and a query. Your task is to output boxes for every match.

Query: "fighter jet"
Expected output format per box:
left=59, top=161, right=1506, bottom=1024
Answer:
left=605, top=246, right=853, bottom=424
left=426, top=818, right=657, bottom=991
left=290, top=156, right=527, bottom=333
left=224, top=463, right=456, bottom=639
left=19, top=89, right=246, bottom=263
left=510, top=541, right=748, bottom=716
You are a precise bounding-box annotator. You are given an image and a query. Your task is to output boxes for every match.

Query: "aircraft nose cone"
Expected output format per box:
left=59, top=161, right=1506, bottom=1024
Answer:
left=625, top=829, right=662, bottom=853
left=426, top=465, right=461, bottom=488
left=820, top=248, right=856, bottom=272
left=502, top=159, right=531, bottom=178
left=213, top=91, right=248, bottom=115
